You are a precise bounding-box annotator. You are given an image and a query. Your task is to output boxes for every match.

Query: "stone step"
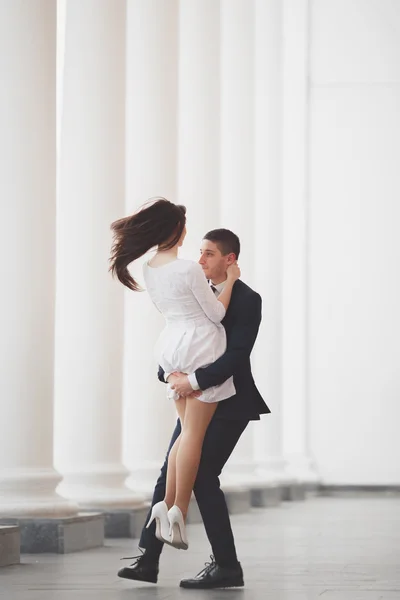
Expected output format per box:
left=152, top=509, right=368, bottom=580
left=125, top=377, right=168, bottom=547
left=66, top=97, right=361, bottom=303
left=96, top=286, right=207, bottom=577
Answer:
left=0, top=513, right=104, bottom=554
left=0, top=526, right=20, bottom=567
left=82, top=505, right=149, bottom=539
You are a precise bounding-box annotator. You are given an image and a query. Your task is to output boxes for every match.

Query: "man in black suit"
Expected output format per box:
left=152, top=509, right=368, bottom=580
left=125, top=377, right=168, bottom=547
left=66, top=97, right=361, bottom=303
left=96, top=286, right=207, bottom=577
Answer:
left=118, top=229, right=270, bottom=589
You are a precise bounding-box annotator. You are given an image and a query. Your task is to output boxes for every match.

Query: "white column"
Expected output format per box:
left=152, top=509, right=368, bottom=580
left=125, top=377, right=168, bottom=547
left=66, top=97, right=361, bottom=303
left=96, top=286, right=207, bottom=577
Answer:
left=124, top=0, right=179, bottom=495
left=0, top=0, right=76, bottom=517
left=281, top=0, right=319, bottom=485
left=177, top=0, right=220, bottom=257
left=219, top=0, right=258, bottom=488
left=253, top=0, right=286, bottom=485
left=54, top=0, right=142, bottom=508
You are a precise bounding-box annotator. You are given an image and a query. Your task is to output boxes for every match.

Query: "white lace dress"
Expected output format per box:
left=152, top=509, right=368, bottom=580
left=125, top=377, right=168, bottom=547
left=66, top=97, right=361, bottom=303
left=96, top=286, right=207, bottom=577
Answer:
left=143, top=258, right=235, bottom=403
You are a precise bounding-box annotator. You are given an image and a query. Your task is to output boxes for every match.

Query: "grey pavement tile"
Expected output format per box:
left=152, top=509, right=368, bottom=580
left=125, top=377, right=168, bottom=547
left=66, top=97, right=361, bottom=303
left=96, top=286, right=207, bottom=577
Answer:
left=0, top=498, right=399, bottom=600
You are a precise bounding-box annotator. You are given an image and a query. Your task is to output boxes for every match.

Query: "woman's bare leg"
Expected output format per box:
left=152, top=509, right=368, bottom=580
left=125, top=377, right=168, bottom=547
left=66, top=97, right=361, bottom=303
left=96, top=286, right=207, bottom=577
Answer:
left=163, top=397, right=186, bottom=508
left=174, top=395, right=217, bottom=519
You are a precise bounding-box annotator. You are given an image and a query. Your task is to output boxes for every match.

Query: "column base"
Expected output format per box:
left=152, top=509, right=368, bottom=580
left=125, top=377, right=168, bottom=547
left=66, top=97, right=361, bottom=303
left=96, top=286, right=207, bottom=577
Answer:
left=251, top=485, right=283, bottom=507
left=187, top=497, right=202, bottom=525
left=125, top=464, right=164, bottom=500
left=282, top=482, right=306, bottom=501
left=187, top=487, right=252, bottom=522
left=82, top=505, right=150, bottom=538
left=0, top=467, right=79, bottom=518
left=0, top=513, right=104, bottom=554
left=0, top=526, right=20, bottom=567
left=250, top=463, right=287, bottom=508
left=56, top=464, right=146, bottom=510
left=283, top=453, right=320, bottom=488
left=222, top=486, right=252, bottom=514
left=318, top=485, right=400, bottom=497
left=304, top=482, right=320, bottom=496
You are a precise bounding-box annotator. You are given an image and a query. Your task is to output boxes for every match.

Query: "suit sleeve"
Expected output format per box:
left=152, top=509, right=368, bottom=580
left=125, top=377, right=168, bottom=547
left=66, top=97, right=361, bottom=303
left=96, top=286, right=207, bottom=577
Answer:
left=195, top=292, right=262, bottom=390
left=158, top=365, right=166, bottom=383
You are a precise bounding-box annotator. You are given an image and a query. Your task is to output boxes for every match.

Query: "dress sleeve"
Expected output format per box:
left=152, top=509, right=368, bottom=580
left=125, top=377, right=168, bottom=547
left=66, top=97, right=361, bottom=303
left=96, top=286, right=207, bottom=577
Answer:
left=188, top=262, right=226, bottom=323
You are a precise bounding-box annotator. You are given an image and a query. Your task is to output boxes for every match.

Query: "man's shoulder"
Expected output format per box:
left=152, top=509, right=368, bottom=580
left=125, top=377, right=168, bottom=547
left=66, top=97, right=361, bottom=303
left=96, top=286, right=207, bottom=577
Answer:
left=234, top=279, right=261, bottom=303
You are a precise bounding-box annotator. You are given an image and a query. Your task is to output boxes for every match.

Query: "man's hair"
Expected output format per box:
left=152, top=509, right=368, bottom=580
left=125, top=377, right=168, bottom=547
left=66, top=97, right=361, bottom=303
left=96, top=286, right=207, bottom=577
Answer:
left=203, top=228, right=240, bottom=259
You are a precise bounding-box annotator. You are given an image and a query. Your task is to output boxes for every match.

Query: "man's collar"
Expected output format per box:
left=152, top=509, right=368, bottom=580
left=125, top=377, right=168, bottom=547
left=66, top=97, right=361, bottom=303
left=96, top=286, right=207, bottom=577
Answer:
left=210, top=279, right=227, bottom=295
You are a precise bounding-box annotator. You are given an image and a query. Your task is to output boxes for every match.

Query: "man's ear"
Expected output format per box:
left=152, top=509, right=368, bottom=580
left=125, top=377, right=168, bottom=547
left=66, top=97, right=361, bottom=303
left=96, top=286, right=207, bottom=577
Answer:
left=226, top=253, right=236, bottom=265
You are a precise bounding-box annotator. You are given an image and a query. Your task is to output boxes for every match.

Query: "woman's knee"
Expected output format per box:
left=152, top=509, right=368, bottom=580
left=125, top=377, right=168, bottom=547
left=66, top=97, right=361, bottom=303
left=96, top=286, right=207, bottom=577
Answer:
left=180, top=424, right=207, bottom=445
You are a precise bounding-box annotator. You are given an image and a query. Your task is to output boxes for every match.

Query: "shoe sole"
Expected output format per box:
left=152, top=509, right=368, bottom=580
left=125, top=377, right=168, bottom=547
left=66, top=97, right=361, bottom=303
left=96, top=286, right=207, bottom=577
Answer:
left=117, top=570, right=157, bottom=584
left=151, top=516, right=176, bottom=548
left=180, top=578, right=244, bottom=589
left=170, top=522, right=188, bottom=550
left=147, top=508, right=188, bottom=550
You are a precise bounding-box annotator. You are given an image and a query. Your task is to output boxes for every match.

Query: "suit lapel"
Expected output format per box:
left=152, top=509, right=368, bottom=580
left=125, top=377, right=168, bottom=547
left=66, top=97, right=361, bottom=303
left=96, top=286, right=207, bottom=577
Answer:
left=223, top=281, right=240, bottom=326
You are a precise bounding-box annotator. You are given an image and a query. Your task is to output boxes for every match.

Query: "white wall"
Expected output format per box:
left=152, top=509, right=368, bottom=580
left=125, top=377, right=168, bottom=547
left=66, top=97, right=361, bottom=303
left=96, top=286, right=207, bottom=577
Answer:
left=308, top=0, right=400, bottom=484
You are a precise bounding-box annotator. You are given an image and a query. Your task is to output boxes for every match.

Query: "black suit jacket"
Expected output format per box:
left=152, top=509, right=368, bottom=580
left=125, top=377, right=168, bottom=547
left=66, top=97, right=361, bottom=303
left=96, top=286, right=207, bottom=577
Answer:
left=158, top=279, right=270, bottom=421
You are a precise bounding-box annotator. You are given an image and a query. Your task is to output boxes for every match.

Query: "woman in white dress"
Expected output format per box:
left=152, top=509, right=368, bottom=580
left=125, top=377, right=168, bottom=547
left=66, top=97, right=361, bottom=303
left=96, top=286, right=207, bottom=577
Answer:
left=109, top=198, right=240, bottom=550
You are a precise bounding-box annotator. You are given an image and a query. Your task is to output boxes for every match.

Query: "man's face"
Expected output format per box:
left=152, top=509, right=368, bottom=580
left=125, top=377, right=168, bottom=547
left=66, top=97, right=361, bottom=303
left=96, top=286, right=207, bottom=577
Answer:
left=198, top=239, right=235, bottom=283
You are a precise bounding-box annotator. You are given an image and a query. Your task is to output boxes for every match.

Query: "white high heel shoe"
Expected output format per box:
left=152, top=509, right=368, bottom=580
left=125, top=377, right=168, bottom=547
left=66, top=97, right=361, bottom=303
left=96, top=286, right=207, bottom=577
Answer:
left=146, top=501, right=171, bottom=544
left=168, top=505, right=189, bottom=550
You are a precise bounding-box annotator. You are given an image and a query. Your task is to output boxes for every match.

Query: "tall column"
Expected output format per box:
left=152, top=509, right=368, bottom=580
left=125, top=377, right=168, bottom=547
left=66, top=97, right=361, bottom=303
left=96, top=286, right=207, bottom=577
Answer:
left=54, top=0, right=141, bottom=508
left=0, top=0, right=76, bottom=517
left=281, top=0, right=319, bottom=485
left=177, top=0, right=220, bottom=257
left=124, top=0, right=179, bottom=495
left=253, top=0, right=286, bottom=488
left=219, top=0, right=258, bottom=488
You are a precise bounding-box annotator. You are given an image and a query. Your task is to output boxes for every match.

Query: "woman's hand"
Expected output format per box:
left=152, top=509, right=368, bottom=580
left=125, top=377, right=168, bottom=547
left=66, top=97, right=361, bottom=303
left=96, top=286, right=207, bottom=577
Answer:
left=226, top=261, right=241, bottom=282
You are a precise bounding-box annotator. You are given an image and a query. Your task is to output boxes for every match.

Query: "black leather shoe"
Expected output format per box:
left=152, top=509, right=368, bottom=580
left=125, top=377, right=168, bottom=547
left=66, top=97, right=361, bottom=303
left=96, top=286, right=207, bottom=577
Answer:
left=180, top=556, right=244, bottom=589
left=117, top=552, right=159, bottom=584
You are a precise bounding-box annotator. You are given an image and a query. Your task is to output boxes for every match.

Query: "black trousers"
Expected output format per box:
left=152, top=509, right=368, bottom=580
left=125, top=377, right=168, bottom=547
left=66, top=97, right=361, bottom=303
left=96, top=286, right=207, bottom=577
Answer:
left=139, top=416, right=249, bottom=566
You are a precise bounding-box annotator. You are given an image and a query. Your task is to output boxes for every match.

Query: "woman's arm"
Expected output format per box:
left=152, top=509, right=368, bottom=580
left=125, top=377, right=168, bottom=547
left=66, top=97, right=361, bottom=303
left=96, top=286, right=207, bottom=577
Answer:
left=213, top=263, right=240, bottom=311
left=189, top=262, right=240, bottom=323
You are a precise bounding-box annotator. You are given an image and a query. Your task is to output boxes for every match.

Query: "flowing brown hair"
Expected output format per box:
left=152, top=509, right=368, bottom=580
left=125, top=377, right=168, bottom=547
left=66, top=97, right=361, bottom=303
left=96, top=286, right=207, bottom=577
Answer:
left=109, top=198, right=186, bottom=291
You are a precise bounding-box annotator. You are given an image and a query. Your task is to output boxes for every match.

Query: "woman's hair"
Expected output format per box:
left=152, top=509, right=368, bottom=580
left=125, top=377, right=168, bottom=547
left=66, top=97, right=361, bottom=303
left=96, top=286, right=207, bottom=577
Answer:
left=109, top=198, right=186, bottom=291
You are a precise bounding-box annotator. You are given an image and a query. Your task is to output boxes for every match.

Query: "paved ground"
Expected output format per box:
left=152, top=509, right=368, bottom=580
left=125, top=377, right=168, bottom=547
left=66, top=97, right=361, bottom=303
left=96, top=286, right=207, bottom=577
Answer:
left=1, top=496, right=399, bottom=600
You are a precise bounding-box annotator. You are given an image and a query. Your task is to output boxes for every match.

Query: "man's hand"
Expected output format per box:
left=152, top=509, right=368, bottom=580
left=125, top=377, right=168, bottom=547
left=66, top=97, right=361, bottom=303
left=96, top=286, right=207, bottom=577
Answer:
left=168, top=372, right=200, bottom=397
